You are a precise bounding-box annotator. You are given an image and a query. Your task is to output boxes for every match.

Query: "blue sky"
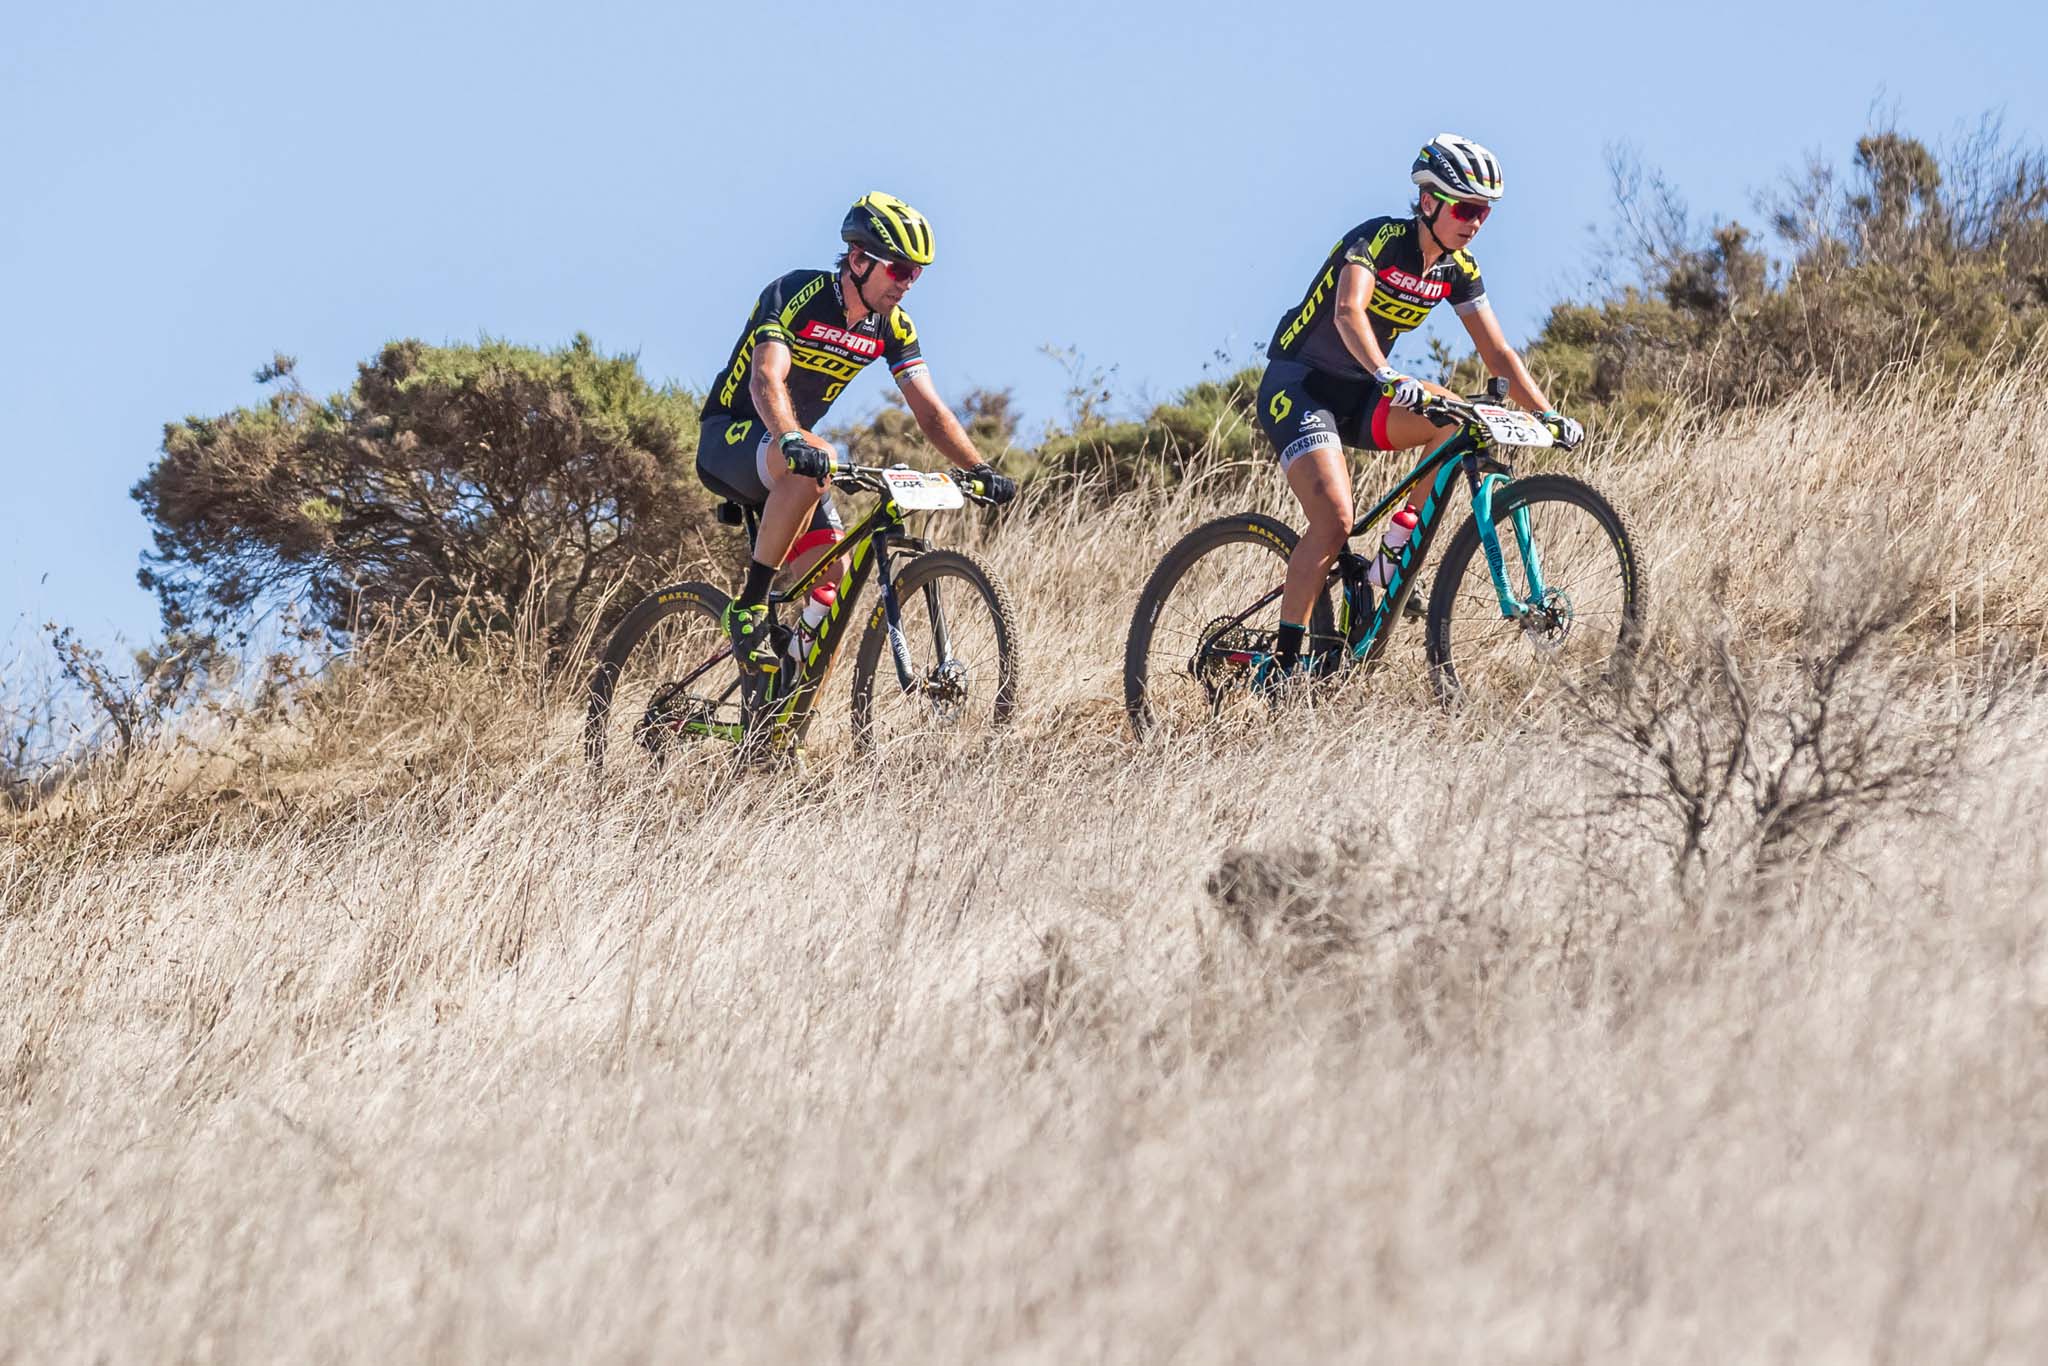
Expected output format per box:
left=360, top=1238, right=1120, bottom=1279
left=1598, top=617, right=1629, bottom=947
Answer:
left=5, top=0, right=2044, bottom=651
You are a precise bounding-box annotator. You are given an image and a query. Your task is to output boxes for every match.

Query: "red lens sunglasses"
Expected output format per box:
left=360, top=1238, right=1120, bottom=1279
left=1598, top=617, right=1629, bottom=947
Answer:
left=1432, top=192, right=1492, bottom=223
left=865, top=252, right=923, bottom=282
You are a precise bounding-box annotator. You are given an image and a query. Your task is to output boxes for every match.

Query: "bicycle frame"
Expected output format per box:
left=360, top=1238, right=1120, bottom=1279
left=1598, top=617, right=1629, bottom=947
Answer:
left=1188, top=411, right=1551, bottom=677
left=1333, top=420, right=1560, bottom=668
left=701, top=480, right=943, bottom=751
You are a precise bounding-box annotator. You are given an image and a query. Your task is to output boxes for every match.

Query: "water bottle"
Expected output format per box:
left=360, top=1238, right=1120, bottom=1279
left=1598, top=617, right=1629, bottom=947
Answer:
left=788, top=588, right=834, bottom=665
left=1367, top=507, right=1418, bottom=589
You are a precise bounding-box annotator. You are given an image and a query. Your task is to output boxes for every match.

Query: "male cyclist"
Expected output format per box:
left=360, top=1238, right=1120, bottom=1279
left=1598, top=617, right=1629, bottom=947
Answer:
left=1254, top=134, right=1584, bottom=684
left=696, top=191, right=1016, bottom=675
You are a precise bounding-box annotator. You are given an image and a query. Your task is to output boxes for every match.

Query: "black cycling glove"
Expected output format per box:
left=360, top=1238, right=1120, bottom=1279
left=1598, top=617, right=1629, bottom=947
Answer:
left=778, top=431, right=832, bottom=480
left=962, top=463, right=1017, bottom=505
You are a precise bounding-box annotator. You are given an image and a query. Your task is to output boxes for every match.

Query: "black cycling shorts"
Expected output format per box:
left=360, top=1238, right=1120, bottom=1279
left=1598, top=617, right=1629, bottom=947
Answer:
left=694, top=416, right=843, bottom=534
left=1255, top=360, right=1398, bottom=468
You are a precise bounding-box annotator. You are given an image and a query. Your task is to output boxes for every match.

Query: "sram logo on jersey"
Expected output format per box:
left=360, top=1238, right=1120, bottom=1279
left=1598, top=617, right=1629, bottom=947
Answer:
left=1378, top=267, right=1449, bottom=299
left=797, top=320, right=883, bottom=357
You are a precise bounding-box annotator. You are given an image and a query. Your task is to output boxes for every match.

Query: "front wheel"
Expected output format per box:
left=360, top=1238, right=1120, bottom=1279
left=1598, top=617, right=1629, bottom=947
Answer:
left=1425, top=473, right=1646, bottom=714
left=848, top=548, right=1020, bottom=755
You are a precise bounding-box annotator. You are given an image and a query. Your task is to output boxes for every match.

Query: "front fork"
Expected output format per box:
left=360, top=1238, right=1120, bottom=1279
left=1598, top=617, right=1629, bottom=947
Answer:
left=1471, top=470, right=1547, bottom=619
left=873, top=533, right=949, bottom=694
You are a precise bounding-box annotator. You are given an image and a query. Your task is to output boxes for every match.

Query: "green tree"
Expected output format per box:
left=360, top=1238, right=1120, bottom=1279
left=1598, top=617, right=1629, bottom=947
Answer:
left=135, top=335, right=704, bottom=649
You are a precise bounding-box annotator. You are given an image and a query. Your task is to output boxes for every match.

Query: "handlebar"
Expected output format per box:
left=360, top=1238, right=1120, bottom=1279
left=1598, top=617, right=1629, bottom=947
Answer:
left=1420, top=376, right=1520, bottom=430
left=1420, top=394, right=1486, bottom=430
left=826, top=456, right=999, bottom=506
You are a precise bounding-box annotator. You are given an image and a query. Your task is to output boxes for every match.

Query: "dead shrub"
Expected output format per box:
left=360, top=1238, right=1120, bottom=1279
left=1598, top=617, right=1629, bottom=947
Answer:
left=1578, top=549, right=2028, bottom=905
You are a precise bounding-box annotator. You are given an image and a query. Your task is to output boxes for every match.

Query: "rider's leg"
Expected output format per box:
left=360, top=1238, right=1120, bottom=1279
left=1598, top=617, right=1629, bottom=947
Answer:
left=741, top=437, right=839, bottom=608
left=1380, top=406, right=1455, bottom=515
left=1279, top=445, right=1354, bottom=665
left=782, top=502, right=849, bottom=591
left=782, top=522, right=850, bottom=631
left=1256, top=362, right=1354, bottom=669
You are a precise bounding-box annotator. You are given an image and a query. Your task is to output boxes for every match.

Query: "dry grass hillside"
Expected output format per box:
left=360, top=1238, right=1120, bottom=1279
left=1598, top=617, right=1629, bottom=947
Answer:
left=5, top=367, right=2047, bottom=1362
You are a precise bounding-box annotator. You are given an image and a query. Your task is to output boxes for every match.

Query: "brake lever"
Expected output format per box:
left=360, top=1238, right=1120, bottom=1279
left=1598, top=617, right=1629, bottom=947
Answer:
left=948, top=470, right=994, bottom=505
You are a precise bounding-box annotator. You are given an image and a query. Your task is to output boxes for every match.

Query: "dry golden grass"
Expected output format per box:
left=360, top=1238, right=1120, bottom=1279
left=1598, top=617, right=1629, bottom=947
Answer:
left=4, top=368, right=2047, bottom=1362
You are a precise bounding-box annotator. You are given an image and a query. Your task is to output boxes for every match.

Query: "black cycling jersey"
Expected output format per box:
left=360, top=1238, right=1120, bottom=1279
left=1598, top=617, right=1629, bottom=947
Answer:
left=702, top=268, right=927, bottom=431
left=1265, top=215, right=1488, bottom=379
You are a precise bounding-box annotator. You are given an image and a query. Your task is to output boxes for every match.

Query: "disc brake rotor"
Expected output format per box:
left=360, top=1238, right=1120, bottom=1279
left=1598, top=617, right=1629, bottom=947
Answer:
left=920, top=659, right=970, bottom=722
left=1519, top=589, right=1577, bottom=655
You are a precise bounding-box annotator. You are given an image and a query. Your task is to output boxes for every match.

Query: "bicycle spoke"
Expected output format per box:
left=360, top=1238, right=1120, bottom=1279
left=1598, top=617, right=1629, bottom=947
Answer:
left=587, top=587, right=748, bottom=779
left=852, top=551, right=1018, bottom=754
left=1431, top=478, right=1641, bottom=715
left=1126, top=517, right=1334, bottom=739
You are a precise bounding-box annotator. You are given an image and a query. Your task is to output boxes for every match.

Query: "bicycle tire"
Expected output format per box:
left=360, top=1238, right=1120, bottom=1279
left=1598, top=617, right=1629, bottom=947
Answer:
left=848, top=548, right=1020, bottom=755
left=1123, top=513, right=1336, bottom=740
left=1424, top=473, right=1646, bottom=711
left=584, top=580, right=743, bottom=776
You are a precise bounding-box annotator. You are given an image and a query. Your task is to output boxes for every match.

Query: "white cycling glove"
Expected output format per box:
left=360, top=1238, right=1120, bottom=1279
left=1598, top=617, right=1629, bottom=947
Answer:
left=1538, top=410, right=1584, bottom=451
left=1373, top=367, right=1427, bottom=412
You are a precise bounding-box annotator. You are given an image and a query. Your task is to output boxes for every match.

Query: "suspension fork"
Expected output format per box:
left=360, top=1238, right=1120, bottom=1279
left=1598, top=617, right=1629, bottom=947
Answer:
left=872, top=533, right=920, bottom=691
left=1470, top=468, right=1548, bottom=618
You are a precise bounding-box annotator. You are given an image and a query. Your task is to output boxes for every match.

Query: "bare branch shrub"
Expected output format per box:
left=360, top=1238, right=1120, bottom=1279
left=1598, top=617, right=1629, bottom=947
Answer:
left=43, top=624, right=221, bottom=763
left=1577, top=548, right=2027, bottom=905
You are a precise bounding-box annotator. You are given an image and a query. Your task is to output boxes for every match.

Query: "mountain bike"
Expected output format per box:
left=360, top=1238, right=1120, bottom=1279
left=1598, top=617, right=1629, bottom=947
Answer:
left=1124, top=380, right=1645, bottom=737
left=586, top=460, right=1019, bottom=773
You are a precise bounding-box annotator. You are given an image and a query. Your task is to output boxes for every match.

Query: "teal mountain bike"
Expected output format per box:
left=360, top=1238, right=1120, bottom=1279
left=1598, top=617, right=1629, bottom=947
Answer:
left=1124, top=380, right=1645, bottom=737
left=587, top=459, right=1019, bottom=773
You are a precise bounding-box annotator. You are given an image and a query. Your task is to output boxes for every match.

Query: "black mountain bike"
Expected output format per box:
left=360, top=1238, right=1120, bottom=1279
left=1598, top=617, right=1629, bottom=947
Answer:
left=1124, top=380, right=1645, bottom=737
left=587, top=460, right=1019, bottom=772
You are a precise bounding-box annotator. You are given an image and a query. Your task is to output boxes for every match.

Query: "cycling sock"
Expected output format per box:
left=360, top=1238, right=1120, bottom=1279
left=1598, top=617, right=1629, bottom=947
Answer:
left=736, top=559, right=776, bottom=609
left=1274, top=620, right=1306, bottom=669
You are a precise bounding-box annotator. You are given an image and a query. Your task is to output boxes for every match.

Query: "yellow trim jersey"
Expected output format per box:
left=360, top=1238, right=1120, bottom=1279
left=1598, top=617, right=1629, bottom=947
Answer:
left=1266, top=216, right=1488, bottom=379
left=703, top=269, right=927, bottom=428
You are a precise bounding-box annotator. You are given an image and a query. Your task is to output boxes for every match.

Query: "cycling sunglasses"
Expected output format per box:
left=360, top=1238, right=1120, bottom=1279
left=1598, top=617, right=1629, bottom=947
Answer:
left=1431, top=192, right=1493, bottom=224
left=862, top=251, right=923, bottom=282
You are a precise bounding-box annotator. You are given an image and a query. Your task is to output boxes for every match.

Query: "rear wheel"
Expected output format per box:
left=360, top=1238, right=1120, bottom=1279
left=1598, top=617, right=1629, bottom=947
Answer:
left=1123, top=513, right=1337, bottom=739
left=848, top=548, right=1020, bottom=755
left=1424, top=474, right=1645, bottom=716
left=585, top=582, right=748, bottom=777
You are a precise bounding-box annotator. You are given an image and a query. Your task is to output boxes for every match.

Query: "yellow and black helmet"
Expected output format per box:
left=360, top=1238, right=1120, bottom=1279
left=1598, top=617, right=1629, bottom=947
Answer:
left=841, top=191, right=935, bottom=266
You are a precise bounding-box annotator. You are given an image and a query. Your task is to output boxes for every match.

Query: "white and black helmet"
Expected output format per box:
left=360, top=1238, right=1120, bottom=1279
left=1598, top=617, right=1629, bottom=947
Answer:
left=1411, top=133, right=1505, bottom=202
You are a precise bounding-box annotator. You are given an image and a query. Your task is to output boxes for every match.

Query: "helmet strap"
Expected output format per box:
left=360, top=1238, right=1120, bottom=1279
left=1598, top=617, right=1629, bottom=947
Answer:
left=846, top=253, right=881, bottom=315
left=1417, top=199, right=1452, bottom=256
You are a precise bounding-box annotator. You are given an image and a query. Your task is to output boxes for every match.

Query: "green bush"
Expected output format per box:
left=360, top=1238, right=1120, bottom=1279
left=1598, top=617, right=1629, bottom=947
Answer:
left=1523, top=124, right=2048, bottom=415
left=1021, top=366, right=1267, bottom=495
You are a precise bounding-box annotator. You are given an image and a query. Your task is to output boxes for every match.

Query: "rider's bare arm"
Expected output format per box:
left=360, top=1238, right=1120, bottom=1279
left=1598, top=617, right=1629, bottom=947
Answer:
left=747, top=340, right=806, bottom=438
left=1336, top=263, right=1460, bottom=402
left=898, top=368, right=986, bottom=470
left=1333, top=262, right=1394, bottom=377
left=1461, top=302, right=1554, bottom=412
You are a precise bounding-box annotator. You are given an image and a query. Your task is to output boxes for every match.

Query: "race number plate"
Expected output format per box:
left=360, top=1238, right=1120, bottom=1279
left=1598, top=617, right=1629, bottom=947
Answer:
left=881, top=466, right=966, bottom=511
left=1471, top=404, right=1555, bottom=448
